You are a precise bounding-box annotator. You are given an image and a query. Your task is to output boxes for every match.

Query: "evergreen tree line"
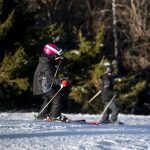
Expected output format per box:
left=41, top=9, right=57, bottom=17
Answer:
left=0, top=0, right=150, bottom=114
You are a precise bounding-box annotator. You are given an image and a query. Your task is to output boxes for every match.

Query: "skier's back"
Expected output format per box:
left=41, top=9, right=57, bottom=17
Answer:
left=100, top=65, right=121, bottom=124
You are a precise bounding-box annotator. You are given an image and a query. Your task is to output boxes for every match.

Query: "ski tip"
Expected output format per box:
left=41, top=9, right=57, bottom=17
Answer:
left=87, top=121, right=101, bottom=125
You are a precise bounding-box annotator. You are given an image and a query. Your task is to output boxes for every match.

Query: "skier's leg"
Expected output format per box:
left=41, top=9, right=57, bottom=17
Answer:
left=101, top=103, right=111, bottom=123
left=36, top=95, right=50, bottom=119
left=43, top=89, right=61, bottom=118
left=109, top=100, right=120, bottom=122
left=49, top=91, right=61, bottom=118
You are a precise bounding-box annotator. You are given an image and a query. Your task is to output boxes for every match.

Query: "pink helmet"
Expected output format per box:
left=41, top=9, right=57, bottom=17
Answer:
left=43, top=44, right=62, bottom=56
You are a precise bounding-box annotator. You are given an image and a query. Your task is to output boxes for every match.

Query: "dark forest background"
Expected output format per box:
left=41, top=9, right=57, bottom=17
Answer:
left=0, top=0, right=150, bottom=115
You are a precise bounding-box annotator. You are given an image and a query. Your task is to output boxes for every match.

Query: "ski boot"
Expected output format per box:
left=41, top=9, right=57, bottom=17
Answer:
left=109, top=120, right=124, bottom=125
left=59, top=115, right=70, bottom=122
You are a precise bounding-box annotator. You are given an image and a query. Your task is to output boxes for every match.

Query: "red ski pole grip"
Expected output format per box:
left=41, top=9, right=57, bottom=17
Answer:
left=61, top=80, right=70, bottom=87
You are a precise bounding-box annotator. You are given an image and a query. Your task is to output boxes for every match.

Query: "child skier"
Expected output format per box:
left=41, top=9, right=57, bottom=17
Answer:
left=100, top=64, right=122, bottom=124
left=33, top=43, right=69, bottom=121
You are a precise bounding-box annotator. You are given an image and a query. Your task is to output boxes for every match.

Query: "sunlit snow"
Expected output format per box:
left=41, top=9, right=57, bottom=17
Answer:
left=0, top=112, right=150, bottom=150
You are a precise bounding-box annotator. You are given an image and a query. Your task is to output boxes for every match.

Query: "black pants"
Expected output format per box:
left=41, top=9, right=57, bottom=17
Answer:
left=102, top=99, right=120, bottom=122
left=37, top=89, right=61, bottom=119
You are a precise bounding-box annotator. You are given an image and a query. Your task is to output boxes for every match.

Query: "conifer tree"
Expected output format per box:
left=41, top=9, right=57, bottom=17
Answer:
left=0, top=0, right=29, bottom=108
left=0, top=0, right=14, bottom=41
left=63, top=25, right=106, bottom=113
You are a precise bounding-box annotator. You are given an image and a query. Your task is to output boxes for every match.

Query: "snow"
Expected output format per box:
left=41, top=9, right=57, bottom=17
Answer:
left=0, top=113, right=150, bottom=150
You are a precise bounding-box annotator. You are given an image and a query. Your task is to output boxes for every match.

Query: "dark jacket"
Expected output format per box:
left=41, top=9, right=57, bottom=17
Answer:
left=101, top=73, right=116, bottom=102
left=33, top=56, right=61, bottom=95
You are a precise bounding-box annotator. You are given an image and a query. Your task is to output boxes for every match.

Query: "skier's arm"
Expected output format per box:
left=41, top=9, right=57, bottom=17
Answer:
left=102, top=74, right=116, bottom=96
left=44, top=69, right=70, bottom=87
left=102, top=74, right=111, bottom=89
left=45, top=69, right=61, bottom=85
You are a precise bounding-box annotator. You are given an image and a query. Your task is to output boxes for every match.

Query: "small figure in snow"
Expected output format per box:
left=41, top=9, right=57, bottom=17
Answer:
left=33, top=43, right=69, bottom=120
left=100, top=64, right=122, bottom=124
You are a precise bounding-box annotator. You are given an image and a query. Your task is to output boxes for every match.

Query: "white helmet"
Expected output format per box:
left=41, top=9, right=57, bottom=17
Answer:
left=106, top=65, right=113, bottom=73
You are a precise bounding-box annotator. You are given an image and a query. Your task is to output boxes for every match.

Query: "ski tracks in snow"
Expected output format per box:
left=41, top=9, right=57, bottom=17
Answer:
left=0, top=113, right=150, bottom=150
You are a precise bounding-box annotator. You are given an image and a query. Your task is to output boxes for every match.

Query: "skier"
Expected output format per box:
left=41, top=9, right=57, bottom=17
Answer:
left=100, top=64, right=122, bottom=124
left=33, top=43, right=69, bottom=121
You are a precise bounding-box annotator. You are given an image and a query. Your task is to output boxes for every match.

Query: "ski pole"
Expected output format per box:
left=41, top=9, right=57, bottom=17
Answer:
left=35, top=86, right=63, bottom=118
left=88, top=90, right=101, bottom=103
left=100, top=94, right=116, bottom=119
left=50, top=61, right=61, bottom=88
left=54, top=61, right=61, bottom=77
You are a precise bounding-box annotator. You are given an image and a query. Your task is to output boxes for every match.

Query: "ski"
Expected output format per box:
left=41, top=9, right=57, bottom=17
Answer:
left=67, top=120, right=124, bottom=125
left=85, top=121, right=124, bottom=125
left=35, top=118, right=123, bottom=125
left=46, top=119, right=86, bottom=123
left=34, top=114, right=123, bottom=125
left=86, top=121, right=101, bottom=125
left=45, top=119, right=100, bottom=125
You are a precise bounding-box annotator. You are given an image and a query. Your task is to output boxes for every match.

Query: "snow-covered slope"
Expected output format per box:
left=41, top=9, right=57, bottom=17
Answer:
left=0, top=113, right=150, bottom=150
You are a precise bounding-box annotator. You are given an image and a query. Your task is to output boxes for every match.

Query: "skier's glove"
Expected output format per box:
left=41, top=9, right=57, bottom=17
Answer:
left=55, top=56, right=64, bottom=62
left=114, top=91, right=118, bottom=96
left=60, top=80, right=70, bottom=88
